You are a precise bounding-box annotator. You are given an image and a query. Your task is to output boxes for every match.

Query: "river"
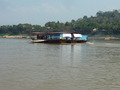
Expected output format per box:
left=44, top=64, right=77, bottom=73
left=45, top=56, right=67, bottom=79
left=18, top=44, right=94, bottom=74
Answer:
left=0, top=38, right=120, bottom=90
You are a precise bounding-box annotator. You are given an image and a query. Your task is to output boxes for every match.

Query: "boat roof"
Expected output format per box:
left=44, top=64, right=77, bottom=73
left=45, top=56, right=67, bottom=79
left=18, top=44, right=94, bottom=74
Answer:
left=32, top=32, right=80, bottom=34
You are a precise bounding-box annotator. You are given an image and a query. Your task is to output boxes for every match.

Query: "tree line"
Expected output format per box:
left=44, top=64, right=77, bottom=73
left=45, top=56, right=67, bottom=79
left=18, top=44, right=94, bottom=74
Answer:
left=0, top=10, right=120, bottom=35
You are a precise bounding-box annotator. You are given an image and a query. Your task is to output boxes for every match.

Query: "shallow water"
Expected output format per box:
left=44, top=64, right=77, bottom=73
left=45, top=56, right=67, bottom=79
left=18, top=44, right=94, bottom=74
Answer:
left=0, top=38, right=120, bottom=90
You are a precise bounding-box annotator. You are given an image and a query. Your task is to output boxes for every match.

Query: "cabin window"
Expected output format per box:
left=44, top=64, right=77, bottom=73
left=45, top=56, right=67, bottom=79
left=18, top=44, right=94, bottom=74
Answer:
left=48, top=34, right=61, bottom=40
left=73, top=34, right=82, bottom=37
left=62, top=34, right=72, bottom=38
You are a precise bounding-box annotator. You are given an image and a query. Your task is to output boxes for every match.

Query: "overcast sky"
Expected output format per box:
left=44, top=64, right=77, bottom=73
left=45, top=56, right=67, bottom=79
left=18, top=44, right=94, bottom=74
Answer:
left=0, top=0, right=120, bottom=26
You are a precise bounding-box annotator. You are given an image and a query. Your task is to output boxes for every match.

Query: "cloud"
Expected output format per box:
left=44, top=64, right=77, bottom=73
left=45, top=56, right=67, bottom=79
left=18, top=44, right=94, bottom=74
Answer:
left=0, top=0, right=98, bottom=25
left=0, top=0, right=8, bottom=10
left=0, top=0, right=79, bottom=25
left=5, top=2, right=77, bottom=17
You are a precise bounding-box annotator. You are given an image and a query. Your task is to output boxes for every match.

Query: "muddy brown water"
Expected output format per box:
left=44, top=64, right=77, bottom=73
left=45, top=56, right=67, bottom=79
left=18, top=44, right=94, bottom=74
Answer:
left=0, top=38, right=120, bottom=90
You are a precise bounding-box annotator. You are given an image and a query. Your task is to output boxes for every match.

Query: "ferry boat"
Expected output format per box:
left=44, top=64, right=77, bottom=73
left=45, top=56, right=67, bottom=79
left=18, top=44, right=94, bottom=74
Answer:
left=31, top=32, right=88, bottom=43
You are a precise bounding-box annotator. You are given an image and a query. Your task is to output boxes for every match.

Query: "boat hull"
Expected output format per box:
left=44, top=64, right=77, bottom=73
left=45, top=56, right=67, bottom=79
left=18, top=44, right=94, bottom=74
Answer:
left=44, top=39, right=87, bottom=43
left=31, top=39, right=46, bottom=43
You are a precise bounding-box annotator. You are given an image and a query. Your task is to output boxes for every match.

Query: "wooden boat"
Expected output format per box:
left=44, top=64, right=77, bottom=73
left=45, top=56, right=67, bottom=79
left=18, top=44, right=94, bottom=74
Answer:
left=31, top=39, right=46, bottom=43
left=31, top=32, right=88, bottom=43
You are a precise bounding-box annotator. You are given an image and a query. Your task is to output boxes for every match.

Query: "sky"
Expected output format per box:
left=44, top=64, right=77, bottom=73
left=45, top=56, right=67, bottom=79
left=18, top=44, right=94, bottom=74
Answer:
left=0, top=0, right=120, bottom=26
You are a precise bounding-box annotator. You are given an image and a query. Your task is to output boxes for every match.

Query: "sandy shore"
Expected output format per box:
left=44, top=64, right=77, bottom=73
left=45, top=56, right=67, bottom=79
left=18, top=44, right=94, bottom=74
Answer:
left=0, top=35, right=30, bottom=39
left=88, top=37, right=120, bottom=40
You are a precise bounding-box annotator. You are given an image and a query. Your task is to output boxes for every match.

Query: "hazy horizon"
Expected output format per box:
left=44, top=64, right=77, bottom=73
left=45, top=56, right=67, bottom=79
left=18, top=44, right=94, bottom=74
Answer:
left=0, top=0, right=120, bottom=26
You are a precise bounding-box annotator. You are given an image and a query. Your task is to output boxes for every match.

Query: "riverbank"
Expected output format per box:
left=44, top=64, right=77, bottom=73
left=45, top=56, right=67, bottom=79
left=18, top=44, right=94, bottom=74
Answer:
left=88, top=37, right=120, bottom=40
left=0, top=35, right=31, bottom=39
left=0, top=35, right=120, bottom=40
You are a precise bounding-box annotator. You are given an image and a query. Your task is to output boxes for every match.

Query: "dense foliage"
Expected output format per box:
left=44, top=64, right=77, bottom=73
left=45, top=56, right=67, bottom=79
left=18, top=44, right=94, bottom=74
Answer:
left=0, top=24, right=43, bottom=35
left=0, top=10, right=120, bottom=35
